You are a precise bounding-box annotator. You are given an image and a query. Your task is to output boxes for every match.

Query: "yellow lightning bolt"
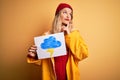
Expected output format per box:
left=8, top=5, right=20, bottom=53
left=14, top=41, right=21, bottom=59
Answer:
left=47, top=48, right=54, bottom=57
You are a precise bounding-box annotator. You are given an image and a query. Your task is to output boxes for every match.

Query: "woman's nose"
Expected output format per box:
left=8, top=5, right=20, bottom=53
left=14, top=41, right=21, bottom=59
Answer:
left=66, top=14, right=71, bottom=19
left=66, top=14, right=69, bottom=18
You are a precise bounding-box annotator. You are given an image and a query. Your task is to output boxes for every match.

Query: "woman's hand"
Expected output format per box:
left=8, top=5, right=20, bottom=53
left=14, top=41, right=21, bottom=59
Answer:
left=61, top=23, right=70, bottom=34
left=27, top=45, right=37, bottom=58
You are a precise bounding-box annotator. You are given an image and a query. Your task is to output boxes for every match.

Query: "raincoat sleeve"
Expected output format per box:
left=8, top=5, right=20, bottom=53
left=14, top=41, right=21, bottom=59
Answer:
left=65, top=30, right=88, bottom=61
left=27, top=32, right=50, bottom=65
left=27, top=56, right=41, bottom=65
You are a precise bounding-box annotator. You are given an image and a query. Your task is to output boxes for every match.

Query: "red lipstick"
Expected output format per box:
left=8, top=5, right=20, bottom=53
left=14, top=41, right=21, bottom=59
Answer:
left=65, top=19, right=69, bottom=21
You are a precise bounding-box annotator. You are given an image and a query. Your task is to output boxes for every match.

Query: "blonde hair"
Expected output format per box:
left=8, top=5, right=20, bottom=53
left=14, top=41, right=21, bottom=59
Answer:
left=50, top=12, right=73, bottom=34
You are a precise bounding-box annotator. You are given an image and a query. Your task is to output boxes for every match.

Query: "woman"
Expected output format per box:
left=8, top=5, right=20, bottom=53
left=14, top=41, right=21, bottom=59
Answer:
left=27, top=3, right=88, bottom=80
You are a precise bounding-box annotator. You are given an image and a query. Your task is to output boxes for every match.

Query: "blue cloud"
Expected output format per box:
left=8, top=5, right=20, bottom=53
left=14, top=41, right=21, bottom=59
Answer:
left=40, top=36, right=61, bottom=49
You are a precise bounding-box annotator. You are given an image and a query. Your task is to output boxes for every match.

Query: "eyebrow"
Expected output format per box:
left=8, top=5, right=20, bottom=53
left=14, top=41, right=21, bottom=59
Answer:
left=62, top=9, right=72, bottom=14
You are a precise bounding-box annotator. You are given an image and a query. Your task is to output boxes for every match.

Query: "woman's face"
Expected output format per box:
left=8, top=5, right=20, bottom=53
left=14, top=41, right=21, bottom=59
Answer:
left=59, top=8, right=72, bottom=25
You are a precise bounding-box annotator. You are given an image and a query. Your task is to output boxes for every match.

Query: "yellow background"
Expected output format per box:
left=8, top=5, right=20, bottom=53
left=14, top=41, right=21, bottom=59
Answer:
left=0, top=0, right=120, bottom=80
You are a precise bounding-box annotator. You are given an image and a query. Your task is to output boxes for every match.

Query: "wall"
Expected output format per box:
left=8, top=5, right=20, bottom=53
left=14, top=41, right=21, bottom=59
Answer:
left=0, top=0, right=120, bottom=80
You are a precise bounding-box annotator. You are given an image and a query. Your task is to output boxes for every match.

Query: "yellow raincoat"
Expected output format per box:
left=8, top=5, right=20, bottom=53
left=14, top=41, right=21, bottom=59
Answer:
left=27, top=30, right=88, bottom=80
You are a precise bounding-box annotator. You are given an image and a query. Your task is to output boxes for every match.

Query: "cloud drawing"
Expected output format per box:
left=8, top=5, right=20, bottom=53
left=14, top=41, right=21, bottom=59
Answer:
left=40, top=36, right=61, bottom=49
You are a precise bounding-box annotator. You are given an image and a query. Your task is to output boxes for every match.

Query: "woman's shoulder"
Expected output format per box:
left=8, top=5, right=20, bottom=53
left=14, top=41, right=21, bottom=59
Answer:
left=71, top=28, right=80, bottom=33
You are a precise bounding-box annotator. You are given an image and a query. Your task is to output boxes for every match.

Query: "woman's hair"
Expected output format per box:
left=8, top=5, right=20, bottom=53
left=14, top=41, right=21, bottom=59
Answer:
left=50, top=11, right=73, bottom=34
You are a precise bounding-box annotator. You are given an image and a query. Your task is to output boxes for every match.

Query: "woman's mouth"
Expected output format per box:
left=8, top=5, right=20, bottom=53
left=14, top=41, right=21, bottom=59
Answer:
left=65, top=19, right=69, bottom=21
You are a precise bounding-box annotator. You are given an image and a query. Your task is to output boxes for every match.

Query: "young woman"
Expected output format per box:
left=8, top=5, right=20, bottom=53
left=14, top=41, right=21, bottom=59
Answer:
left=27, top=3, right=88, bottom=80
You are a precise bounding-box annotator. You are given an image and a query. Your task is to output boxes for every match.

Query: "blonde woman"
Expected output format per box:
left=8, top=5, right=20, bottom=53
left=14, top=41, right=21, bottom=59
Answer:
left=27, top=3, right=88, bottom=80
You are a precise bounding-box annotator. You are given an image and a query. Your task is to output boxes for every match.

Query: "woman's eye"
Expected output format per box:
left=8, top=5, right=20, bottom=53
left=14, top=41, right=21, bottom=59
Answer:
left=63, top=11, right=67, bottom=14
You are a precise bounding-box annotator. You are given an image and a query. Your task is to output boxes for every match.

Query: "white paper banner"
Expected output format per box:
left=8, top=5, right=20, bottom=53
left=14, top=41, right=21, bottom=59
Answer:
left=34, top=32, right=67, bottom=59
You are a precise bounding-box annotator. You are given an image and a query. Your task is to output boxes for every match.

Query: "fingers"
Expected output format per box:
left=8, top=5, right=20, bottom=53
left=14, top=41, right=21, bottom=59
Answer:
left=30, top=45, right=37, bottom=49
left=28, top=52, right=36, bottom=57
left=28, top=45, right=37, bottom=53
left=63, top=26, right=70, bottom=34
left=27, top=45, right=37, bottom=58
